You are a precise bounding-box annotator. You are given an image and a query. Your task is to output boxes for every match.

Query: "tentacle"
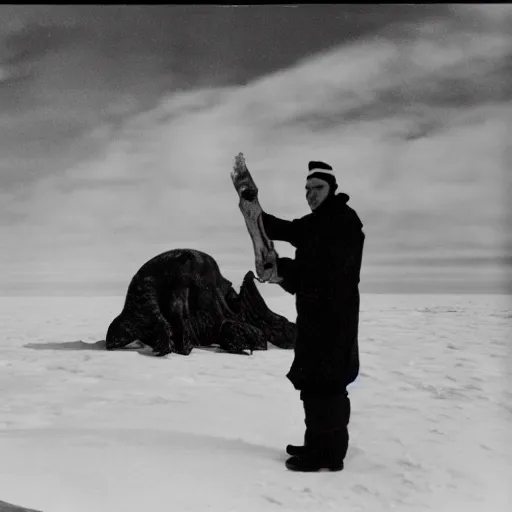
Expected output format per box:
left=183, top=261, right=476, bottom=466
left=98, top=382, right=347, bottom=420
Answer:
left=136, top=276, right=176, bottom=355
left=239, top=271, right=296, bottom=349
left=166, top=286, right=199, bottom=355
left=106, top=315, right=136, bottom=350
left=153, top=320, right=175, bottom=356
left=186, top=280, right=225, bottom=348
left=218, top=320, right=263, bottom=354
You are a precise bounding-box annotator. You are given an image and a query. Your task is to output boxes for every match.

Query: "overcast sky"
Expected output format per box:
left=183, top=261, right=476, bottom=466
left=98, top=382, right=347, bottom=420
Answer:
left=1, top=5, right=511, bottom=297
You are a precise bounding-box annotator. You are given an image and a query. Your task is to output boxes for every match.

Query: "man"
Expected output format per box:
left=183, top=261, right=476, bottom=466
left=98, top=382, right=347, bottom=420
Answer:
left=261, top=160, right=365, bottom=472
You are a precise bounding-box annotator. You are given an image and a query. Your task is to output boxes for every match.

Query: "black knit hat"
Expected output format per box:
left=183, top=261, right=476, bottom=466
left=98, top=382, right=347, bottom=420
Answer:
left=307, top=161, right=338, bottom=193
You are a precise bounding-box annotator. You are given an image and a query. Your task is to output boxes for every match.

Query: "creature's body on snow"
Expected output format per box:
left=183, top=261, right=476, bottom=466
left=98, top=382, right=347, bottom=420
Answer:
left=106, top=248, right=296, bottom=356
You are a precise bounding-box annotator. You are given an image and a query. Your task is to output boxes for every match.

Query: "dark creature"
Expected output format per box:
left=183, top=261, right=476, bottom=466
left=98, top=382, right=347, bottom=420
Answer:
left=106, top=249, right=296, bottom=356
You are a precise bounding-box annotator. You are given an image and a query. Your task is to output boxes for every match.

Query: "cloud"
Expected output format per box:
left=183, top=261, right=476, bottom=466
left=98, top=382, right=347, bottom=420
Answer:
left=1, top=5, right=511, bottom=295
left=0, top=6, right=459, bottom=193
left=0, top=6, right=452, bottom=134
left=0, top=66, right=11, bottom=82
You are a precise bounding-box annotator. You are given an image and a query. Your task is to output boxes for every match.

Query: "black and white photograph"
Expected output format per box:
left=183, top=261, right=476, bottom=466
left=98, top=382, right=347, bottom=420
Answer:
left=0, top=4, right=511, bottom=512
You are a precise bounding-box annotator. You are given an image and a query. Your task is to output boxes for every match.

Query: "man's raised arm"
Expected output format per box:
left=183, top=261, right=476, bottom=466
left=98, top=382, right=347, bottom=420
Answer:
left=276, top=223, right=364, bottom=299
left=261, top=212, right=300, bottom=247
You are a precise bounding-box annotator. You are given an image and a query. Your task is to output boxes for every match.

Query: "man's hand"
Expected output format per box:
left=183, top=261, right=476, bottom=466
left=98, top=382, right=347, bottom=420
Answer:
left=260, top=247, right=283, bottom=284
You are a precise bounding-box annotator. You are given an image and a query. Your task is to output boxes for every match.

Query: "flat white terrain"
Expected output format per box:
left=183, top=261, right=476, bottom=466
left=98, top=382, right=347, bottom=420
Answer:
left=0, top=293, right=510, bottom=512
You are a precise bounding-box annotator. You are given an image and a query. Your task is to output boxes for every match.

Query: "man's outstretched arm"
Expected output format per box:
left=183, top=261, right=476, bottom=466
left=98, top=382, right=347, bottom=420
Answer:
left=261, top=212, right=300, bottom=247
left=277, top=229, right=364, bottom=299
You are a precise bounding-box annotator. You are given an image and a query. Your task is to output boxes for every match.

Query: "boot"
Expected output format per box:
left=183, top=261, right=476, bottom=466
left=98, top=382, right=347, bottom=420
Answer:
left=286, top=428, right=314, bottom=456
left=285, top=431, right=346, bottom=472
left=285, top=453, right=344, bottom=472
left=285, top=392, right=350, bottom=472
left=286, top=444, right=307, bottom=457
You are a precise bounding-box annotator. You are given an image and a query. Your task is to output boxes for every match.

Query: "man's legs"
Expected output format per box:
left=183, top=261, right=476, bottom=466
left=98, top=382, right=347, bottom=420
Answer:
left=286, top=390, right=351, bottom=471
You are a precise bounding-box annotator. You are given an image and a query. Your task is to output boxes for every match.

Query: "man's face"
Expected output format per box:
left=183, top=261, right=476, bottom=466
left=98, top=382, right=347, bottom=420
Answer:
left=305, top=177, right=330, bottom=211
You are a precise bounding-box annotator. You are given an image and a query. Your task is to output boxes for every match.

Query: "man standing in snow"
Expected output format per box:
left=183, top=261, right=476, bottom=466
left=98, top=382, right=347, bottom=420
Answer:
left=261, top=161, right=364, bottom=472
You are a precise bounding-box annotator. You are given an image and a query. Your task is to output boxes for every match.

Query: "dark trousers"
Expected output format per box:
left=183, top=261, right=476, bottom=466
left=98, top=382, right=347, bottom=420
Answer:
left=299, top=390, right=351, bottom=463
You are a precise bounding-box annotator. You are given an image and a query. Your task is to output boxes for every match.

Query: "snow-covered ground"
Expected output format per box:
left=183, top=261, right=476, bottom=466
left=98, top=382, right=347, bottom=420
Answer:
left=0, top=293, right=510, bottom=512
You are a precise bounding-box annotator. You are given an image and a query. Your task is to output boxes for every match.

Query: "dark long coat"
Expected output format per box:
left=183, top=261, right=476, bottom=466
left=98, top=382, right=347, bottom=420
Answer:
left=262, top=192, right=365, bottom=396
